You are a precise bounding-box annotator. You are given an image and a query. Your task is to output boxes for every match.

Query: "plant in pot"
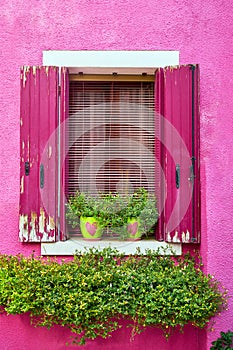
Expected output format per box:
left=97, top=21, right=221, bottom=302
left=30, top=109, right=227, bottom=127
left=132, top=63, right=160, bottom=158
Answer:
left=97, top=188, right=159, bottom=240
left=66, top=192, right=103, bottom=240
left=95, top=191, right=135, bottom=240
left=66, top=188, right=159, bottom=241
left=124, top=187, right=159, bottom=240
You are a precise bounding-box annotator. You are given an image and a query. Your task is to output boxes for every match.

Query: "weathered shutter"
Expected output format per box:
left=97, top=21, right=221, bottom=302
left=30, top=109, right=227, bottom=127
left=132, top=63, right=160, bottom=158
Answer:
left=19, top=66, right=69, bottom=242
left=154, top=68, right=164, bottom=241
left=155, top=65, right=200, bottom=243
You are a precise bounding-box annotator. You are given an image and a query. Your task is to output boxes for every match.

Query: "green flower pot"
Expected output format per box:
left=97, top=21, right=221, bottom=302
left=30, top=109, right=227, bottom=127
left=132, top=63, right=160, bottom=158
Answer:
left=80, top=216, right=103, bottom=240
left=126, top=218, right=141, bottom=240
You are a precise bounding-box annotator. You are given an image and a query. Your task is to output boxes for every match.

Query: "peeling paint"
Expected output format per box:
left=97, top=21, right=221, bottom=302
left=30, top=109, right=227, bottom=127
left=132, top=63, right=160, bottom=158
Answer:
left=22, top=66, right=30, bottom=88
left=39, top=208, right=45, bottom=234
left=186, top=230, right=190, bottom=242
left=182, top=231, right=185, bottom=242
left=20, top=118, right=23, bottom=127
left=19, top=214, right=28, bottom=241
left=165, top=65, right=179, bottom=72
left=32, top=66, right=37, bottom=76
left=167, top=232, right=171, bottom=242
left=45, top=66, right=49, bottom=76
left=19, top=211, right=55, bottom=242
left=22, top=141, right=25, bottom=149
left=172, top=231, right=180, bottom=242
left=30, top=212, right=38, bottom=240
left=48, top=216, right=55, bottom=231
left=48, top=145, right=52, bottom=158
left=20, top=176, right=24, bottom=194
left=182, top=230, right=190, bottom=243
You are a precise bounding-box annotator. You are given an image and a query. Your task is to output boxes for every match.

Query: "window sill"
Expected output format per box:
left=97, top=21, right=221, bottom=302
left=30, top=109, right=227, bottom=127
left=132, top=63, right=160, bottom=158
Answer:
left=41, top=238, right=182, bottom=256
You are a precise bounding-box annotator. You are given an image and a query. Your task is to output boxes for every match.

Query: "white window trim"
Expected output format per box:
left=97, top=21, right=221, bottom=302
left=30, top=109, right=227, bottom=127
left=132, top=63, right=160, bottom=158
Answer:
left=41, top=50, right=181, bottom=256
left=43, top=50, right=179, bottom=67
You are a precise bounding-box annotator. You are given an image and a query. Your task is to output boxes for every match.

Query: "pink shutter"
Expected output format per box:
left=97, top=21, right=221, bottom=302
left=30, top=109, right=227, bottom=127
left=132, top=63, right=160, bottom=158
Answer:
left=19, top=66, right=69, bottom=242
left=156, top=65, right=200, bottom=243
left=154, top=68, right=165, bottom=241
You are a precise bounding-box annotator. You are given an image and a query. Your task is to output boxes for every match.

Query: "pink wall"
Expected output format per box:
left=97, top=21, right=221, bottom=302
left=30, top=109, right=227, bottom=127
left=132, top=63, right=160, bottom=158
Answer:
left=0, top=0, right=233, bottom=349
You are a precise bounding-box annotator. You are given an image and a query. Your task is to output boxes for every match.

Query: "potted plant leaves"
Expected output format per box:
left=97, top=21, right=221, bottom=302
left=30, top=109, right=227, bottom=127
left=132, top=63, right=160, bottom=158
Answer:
left=66, top=188, right=159, bottom=240
left=66, top=192, right=103, bottom=240
left=125, top=188, right=159, bottom=240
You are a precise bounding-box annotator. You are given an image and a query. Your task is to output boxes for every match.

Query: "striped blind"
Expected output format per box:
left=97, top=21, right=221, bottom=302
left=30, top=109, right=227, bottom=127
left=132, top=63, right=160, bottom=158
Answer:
left=67, top=79, right=156, bottom=198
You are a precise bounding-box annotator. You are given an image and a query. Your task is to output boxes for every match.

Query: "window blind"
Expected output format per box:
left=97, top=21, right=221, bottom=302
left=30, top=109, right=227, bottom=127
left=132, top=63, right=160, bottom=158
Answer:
left=67, top=80, right=156, bottom=199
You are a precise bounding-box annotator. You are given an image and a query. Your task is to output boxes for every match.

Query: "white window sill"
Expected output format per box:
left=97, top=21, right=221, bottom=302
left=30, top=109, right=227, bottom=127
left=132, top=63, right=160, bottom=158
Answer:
left=41, top=238, right=182, bottom=256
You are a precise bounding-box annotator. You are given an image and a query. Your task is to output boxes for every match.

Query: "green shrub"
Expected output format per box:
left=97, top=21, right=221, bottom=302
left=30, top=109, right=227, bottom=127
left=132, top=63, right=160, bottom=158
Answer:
left=210, top=330, right=233, bottom=350
left=0, top=248, right=227, bottom=346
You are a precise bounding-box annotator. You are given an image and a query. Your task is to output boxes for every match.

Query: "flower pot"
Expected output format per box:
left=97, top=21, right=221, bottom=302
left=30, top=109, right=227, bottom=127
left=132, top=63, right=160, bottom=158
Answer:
left=80, top=216, right=103, bottom=240
left=126, top=218, right=141, bottom=240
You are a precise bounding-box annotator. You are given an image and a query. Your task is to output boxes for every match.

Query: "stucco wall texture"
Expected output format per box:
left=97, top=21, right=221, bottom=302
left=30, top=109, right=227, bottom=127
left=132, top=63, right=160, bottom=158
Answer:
left=0, top=0, right=233, bottom=349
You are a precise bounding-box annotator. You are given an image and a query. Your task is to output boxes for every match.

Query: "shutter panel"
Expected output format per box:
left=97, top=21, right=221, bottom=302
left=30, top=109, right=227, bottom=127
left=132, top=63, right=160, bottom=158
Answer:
left=19, top=66, right=68, bottom=242
left=156, top=65, right=200, bottom=243
left=154, top=68, right=165, bottom=241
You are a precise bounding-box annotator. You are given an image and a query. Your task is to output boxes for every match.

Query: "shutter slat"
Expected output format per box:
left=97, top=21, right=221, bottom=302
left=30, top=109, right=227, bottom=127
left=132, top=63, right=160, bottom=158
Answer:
left=59, top=67, right=69, bottom=241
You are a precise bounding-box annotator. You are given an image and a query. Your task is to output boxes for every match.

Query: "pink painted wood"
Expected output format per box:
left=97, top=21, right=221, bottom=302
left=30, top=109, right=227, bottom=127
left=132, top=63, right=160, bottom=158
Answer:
left=154, top=68, right=165, bottom=241
left=19, top=66, right=59, bottom=242
left=156, top=65, right=200, bottom=243
left=59, top=67, right=69, bottom=241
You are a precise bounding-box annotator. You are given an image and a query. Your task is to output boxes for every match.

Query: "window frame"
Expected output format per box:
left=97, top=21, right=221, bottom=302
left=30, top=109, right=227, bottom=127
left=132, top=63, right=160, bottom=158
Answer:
left=39, top=50, right=182, bottom=255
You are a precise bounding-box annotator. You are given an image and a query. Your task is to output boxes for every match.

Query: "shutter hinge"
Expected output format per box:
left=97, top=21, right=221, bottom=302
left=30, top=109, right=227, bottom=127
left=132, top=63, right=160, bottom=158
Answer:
left=25, top=162, right=30, bottom=176
left=58, top=85, right=61, bottom=95
left=190, top=64, right=196, bottom=71
left=189, top=157, right=196, bottom=183
left=176, top=164, right=180, bottom=189
left=40, top=164, right=44, bottom=189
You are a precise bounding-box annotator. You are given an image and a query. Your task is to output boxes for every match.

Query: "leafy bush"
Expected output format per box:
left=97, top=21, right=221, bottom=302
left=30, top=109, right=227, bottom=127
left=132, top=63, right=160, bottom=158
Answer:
left=210, top=331, right=233, bottom=350
left=0, top=248, right=227, bottom=346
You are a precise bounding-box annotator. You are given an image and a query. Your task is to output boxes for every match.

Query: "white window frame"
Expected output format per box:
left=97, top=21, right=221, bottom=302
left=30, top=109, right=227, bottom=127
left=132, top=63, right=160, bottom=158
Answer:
left=41, top=50, right=181, bottom=256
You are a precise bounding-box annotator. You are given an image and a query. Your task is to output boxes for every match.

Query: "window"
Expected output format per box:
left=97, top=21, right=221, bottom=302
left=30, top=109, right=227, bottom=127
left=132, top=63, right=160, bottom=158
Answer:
left=19, top=51, right=200, bottom=255
left=68, top=78, right=155, bottom=195
left=67, top=77, right=157, bottom=238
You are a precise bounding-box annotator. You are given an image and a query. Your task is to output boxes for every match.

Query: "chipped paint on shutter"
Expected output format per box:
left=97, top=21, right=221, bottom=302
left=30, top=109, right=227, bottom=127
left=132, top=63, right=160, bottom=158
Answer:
left=19, top=66, right=58, bottom=242
left=156, top=65, right=200, bottom=243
